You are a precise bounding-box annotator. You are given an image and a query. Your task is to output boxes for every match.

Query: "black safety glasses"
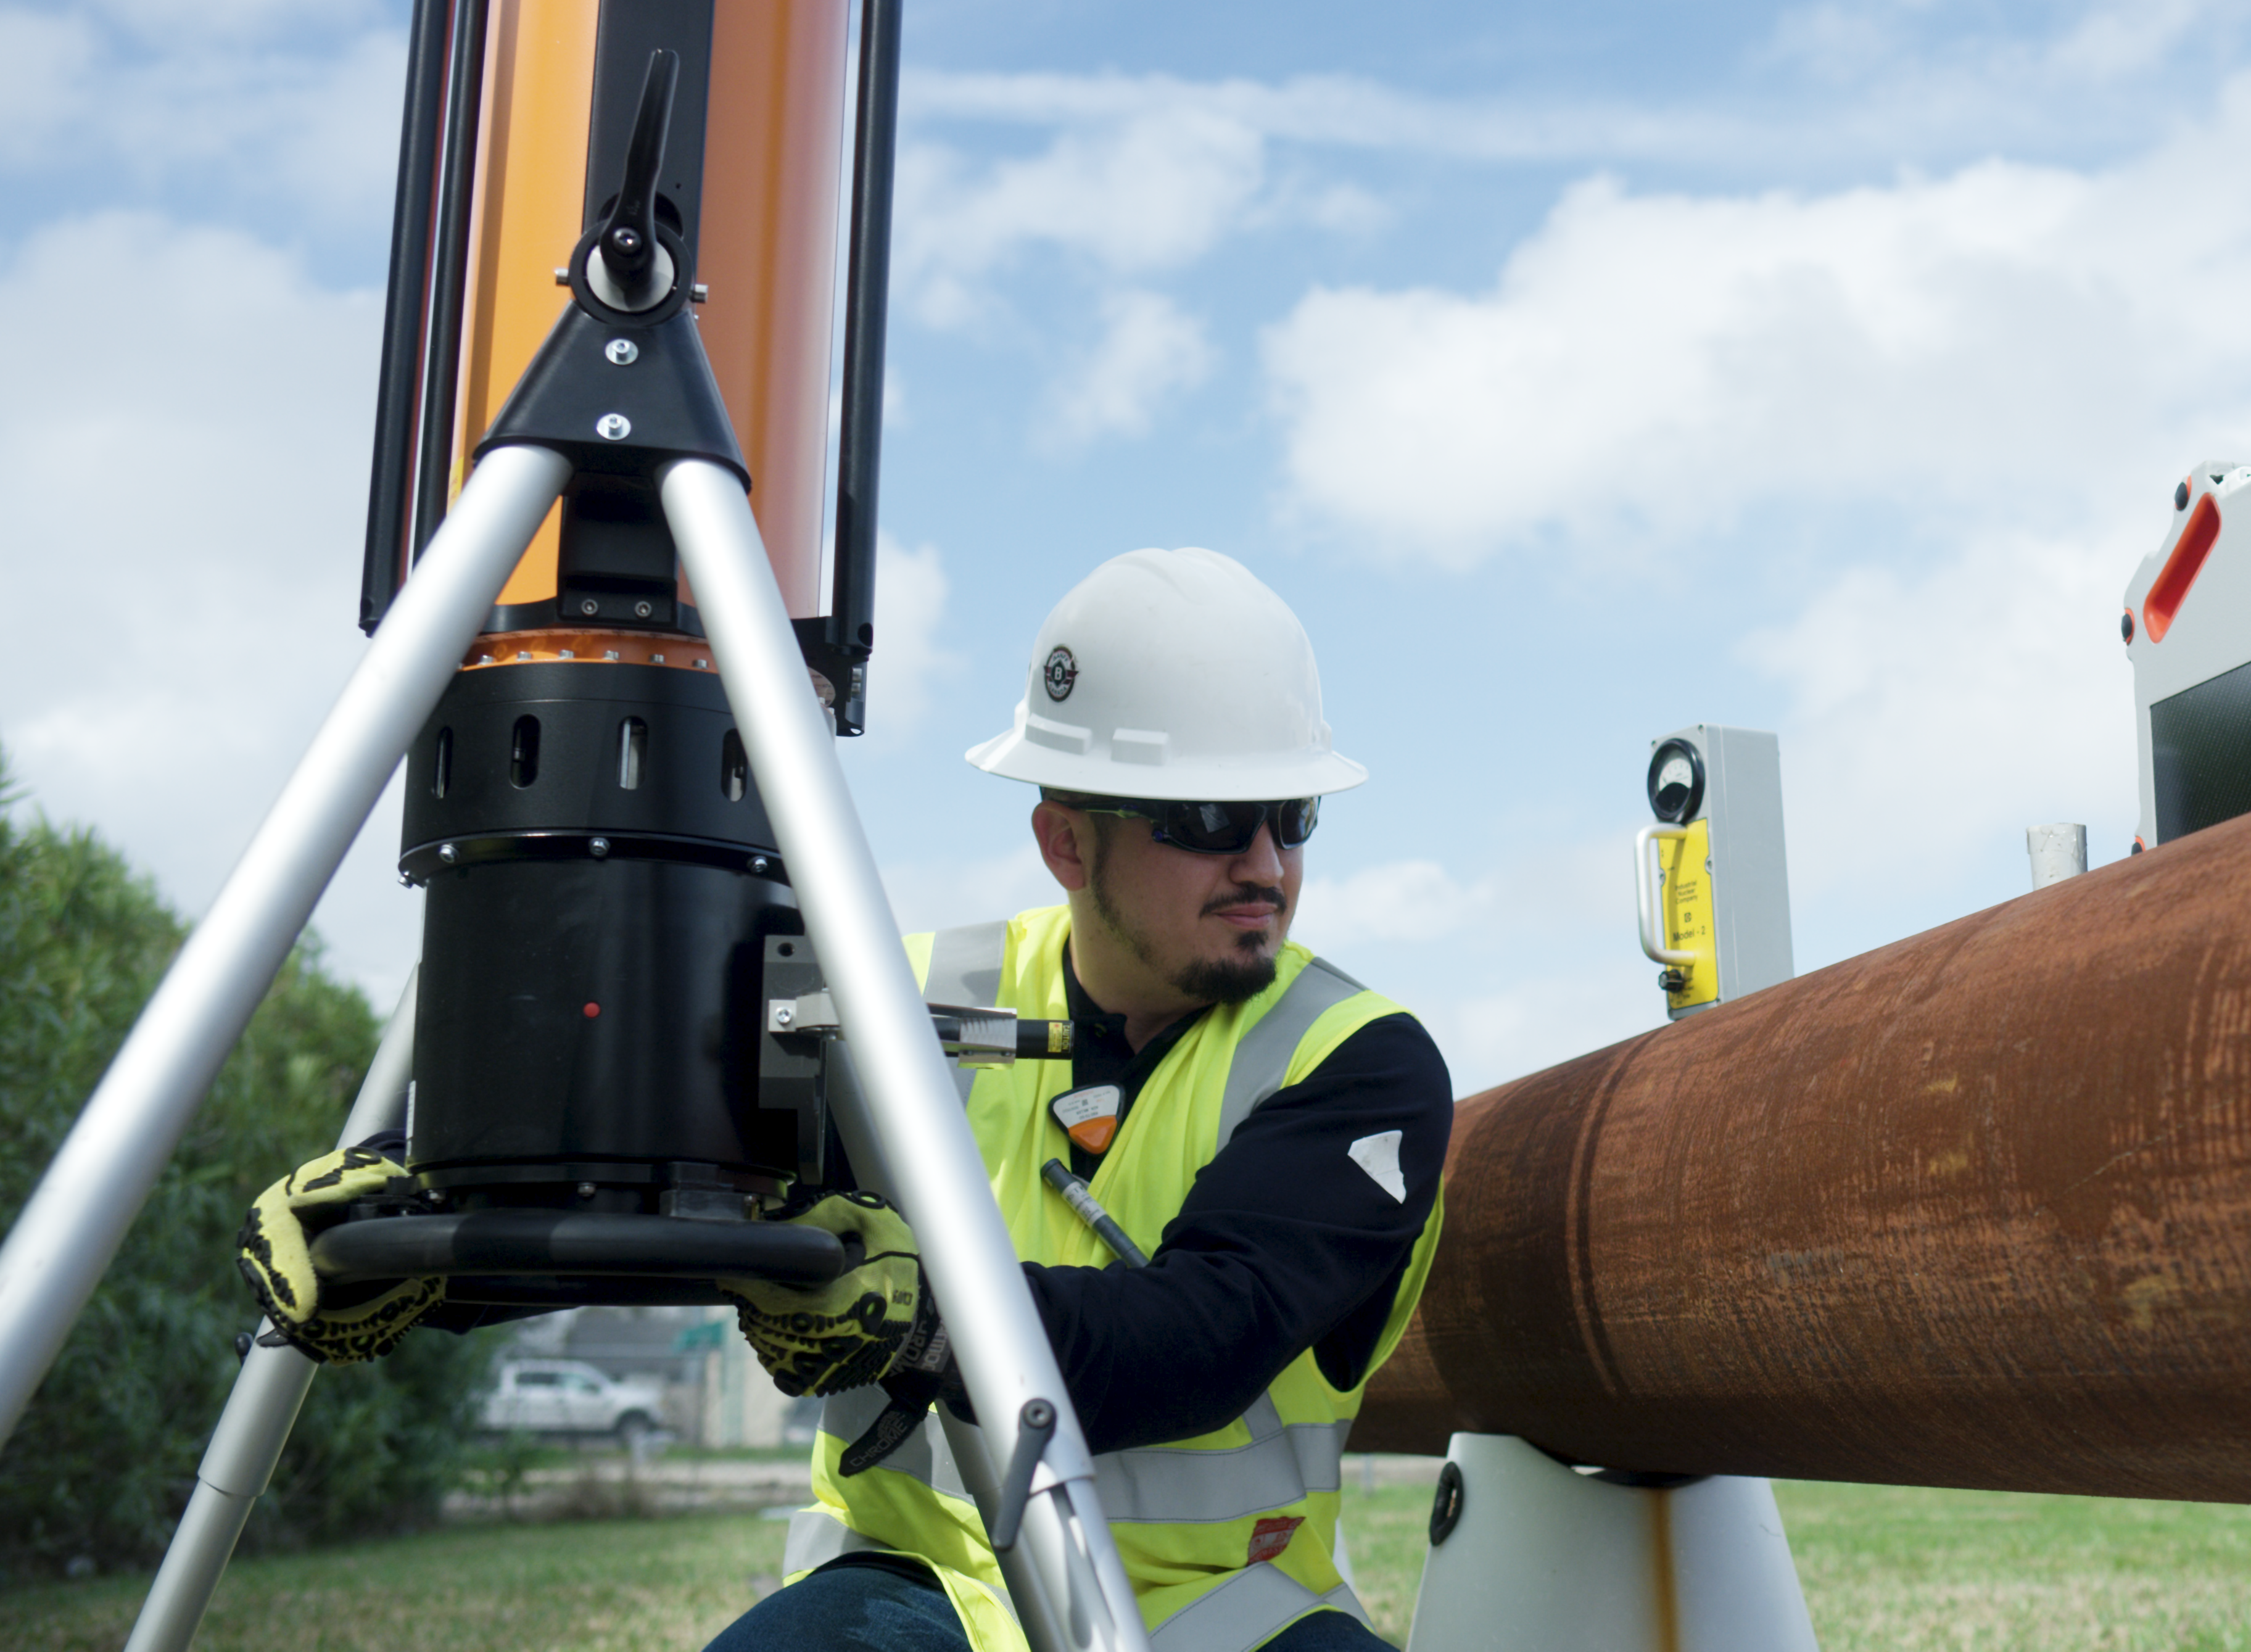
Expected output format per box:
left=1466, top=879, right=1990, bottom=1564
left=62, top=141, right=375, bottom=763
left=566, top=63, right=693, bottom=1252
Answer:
left=1078, top=795, right=1320, bottom=855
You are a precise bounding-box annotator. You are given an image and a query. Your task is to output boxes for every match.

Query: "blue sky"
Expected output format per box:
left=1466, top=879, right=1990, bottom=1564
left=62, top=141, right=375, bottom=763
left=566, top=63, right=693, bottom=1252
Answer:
left=6, top=0, right=2245, bottom=1091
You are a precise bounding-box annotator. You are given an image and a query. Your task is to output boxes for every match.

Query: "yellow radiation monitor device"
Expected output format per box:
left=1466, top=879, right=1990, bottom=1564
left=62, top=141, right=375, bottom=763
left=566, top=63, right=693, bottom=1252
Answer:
left=1639, top=724, right=1795, bottom=1021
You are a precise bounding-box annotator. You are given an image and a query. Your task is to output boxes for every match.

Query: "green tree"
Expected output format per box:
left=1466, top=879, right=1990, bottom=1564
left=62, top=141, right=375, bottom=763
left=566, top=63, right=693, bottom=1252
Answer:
left=0, top=755, right=495, bottom=1580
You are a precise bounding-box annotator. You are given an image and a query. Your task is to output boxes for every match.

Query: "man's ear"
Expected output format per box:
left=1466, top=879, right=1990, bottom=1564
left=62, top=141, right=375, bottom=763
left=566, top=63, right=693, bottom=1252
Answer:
left=1031, top=801, right=1092, bottom=893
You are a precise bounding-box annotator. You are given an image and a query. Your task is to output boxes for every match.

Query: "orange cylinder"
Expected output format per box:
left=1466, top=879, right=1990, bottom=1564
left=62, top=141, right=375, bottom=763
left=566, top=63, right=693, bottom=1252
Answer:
left=452, top=0, right=847, bottom=620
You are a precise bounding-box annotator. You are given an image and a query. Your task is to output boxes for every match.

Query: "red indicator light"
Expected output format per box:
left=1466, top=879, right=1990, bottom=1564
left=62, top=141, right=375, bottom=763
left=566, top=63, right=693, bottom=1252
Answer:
left=2144, top=493, right=2221, bottom=643
left=582, top=1002, right=600, bottom=1018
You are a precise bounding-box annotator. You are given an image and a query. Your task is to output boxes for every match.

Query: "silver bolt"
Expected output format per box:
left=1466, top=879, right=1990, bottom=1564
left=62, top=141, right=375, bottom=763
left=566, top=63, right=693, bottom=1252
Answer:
left=691, top=283, right=709, bottom=303
left=554, top=266, right=570, bottom=286
left=397, top=870, right=414, bottom=887
left=577, top=1182, right=597, bottom=1199
left=634, top=600, right=653, bottom=619
left=590, top=837, right=611, bottom=859
left=580, top=597, right=600, bottom=616
left=438, top=843, right=458, bottom=865
left=750, top=855, right=771, bottom=875
left=774, top=1005, right=795, bottom=1027
left=605, top=337, right=639, bottom=365
left=597, top=413, right=631, bottom=440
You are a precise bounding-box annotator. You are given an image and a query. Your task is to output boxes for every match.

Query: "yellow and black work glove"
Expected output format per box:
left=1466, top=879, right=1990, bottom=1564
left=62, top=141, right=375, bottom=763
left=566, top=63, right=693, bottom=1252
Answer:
left=236, top=1146, right=445, bottom=1365
left=724, top=1190, right=964, bottom=1475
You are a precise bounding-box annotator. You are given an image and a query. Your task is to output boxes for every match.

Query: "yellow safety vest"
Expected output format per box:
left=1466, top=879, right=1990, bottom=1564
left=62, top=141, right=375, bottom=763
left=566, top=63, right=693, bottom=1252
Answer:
left=782, top=906, right=1446, bottom=1652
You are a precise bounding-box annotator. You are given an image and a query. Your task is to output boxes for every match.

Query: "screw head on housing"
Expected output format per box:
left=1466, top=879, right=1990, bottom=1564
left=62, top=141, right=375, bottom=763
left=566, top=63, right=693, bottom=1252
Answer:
left=605, top=338, right=639, bottom=365
left=597, top=413, right=632, bottom=440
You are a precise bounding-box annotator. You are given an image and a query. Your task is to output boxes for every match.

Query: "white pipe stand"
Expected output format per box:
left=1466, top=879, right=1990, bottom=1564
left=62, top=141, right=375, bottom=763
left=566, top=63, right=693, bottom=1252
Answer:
left=1405, top=1435, right=1819, bottom=1652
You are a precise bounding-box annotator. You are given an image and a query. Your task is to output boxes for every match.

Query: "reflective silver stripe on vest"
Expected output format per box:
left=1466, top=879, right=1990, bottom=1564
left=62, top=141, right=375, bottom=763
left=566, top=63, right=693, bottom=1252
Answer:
left=1214, top=957, right=1371, bottom=1149
left=924, top=920, right=1010, bottom=1006
left=783, top=1505, right=892, bottom=1576
left=923, top=921, right=1010, bottom=1102
left=1149, top=1564, right=1371, bottom=1652
left=816, top=1386, right=973, bottom=1502
left=1097, top=1390, right=1352, bottom=1525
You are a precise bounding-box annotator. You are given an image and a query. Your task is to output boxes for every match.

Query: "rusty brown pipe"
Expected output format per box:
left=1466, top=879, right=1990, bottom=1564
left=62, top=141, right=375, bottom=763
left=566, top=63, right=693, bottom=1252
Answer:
left=1356, top=811, right=2251, bottom=1503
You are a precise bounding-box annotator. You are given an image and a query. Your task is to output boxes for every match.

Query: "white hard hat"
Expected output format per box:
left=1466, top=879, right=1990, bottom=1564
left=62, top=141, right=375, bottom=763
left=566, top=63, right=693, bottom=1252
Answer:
left=965, top=547, right=1366, bottom=801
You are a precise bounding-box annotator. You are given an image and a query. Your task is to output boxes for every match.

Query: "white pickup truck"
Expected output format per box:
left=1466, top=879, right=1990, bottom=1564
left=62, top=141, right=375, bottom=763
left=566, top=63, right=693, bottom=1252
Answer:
left=480, top=1359, right=666, bottom=1447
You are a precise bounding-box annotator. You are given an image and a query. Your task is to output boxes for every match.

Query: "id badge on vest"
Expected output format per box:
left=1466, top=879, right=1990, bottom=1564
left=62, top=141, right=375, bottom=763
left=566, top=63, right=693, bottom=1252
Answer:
left=1051, top=1084, right=1122, bottom=1155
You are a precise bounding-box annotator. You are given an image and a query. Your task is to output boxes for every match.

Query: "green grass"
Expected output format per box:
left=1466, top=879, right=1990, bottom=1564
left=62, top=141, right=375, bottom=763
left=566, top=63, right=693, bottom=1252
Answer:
left=1775, top=1481, right=2251, bottom=1651
left=10, top=1514, right=791, bottom=1652
left=10, top=1477, right=2251, bottom=1650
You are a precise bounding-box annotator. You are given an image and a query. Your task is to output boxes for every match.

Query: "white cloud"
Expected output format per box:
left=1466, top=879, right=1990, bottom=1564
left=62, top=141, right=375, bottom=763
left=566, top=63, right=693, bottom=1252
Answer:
left=1042, top=289, right=1213, bottom=447
left=896, top=109, right=1263, bottom=326
left=0, top=10, right=101, bottom=159
left=1262, top=88, right=2251, bottom=565
left=1294, top=859, right=1497, bottom=950
left=903, top=68, right=1756, bottom=171
left=0, top=212, right=416, bottom=998
left=1744, top=523, right=2139, bottom=922
left=0, top=4, right=401, bottom=227
left=1769, top=0, right=2218, bottom=89
left=861, top=533, right=962, bottom=738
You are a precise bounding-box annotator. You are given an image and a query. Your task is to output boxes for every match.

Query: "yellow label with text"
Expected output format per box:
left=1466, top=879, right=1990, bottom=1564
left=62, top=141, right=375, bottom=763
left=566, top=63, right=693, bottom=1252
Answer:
left=1661, top=818, right=1719, bottom=1012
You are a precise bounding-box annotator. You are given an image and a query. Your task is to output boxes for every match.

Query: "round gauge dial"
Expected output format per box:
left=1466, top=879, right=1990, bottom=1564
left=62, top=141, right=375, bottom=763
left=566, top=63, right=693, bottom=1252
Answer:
left=1646, top=739, right=1705, bottom=824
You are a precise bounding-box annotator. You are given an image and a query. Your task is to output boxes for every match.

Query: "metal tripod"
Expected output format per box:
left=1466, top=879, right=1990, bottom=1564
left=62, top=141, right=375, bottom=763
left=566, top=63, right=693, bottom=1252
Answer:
left=0, top=438, right=1149, bottom=1652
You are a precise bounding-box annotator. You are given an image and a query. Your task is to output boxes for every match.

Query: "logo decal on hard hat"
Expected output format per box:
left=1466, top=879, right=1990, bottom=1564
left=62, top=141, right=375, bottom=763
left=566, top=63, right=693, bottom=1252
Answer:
left=1043, top=647, right=1079, bottom=702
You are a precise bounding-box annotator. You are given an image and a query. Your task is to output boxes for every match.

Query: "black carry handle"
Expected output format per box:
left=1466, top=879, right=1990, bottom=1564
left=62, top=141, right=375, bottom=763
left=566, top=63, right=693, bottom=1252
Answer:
left=310, top=1208, right=846, bottom=1286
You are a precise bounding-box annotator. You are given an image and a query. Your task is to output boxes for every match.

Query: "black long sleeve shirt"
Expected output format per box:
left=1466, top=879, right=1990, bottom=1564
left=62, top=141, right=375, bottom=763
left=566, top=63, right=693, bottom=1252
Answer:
left=1020, top=954, right=1453, bottom=1455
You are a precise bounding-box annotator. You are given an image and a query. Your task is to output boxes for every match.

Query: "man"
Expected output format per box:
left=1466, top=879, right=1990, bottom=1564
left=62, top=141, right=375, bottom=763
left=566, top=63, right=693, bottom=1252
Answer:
left=238, top=547, right=1450, bottom=1652
left=712, top=548, right=1452, bottom=1652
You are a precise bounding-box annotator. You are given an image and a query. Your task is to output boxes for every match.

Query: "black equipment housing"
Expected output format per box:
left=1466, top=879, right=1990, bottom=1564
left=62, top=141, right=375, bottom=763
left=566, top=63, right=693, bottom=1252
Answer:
left=359, top=1, right=905, bottom=1297
left=403, top=663, right=820, bottom=1207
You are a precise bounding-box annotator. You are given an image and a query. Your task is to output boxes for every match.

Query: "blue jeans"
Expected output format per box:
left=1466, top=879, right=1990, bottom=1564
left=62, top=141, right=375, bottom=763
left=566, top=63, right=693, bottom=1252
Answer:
left=702, top=1558, right=1395, bottom=1651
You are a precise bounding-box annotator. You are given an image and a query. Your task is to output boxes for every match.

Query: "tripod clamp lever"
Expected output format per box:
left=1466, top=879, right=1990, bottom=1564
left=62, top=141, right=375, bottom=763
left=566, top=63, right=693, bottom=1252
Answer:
left=989, top=1397, right=1059, bottom=1551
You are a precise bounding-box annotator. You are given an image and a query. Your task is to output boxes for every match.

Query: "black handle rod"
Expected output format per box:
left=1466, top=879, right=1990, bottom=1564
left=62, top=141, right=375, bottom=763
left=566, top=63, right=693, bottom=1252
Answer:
left=357, top=0, right=451, bottom=634
left=830, top=0, right=904, bottom=668
left=310, top=1210, right=847, bottom=1286
left=593, top=50, right=680, bottom=298
left=406, top=0, right=491, bottom=574
left=1041, top=1160, right=1149, bottom=1269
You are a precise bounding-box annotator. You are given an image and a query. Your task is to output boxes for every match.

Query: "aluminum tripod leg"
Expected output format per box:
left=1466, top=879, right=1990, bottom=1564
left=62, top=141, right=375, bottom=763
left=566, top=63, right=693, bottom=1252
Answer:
left=124, top=978, right=419, bottom=1652
left=827, top=1052, right=1096, bottom=1652
left=661, top=458, right=1150, bottom=1652
left=0, top=445, right=571, bottom=1447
